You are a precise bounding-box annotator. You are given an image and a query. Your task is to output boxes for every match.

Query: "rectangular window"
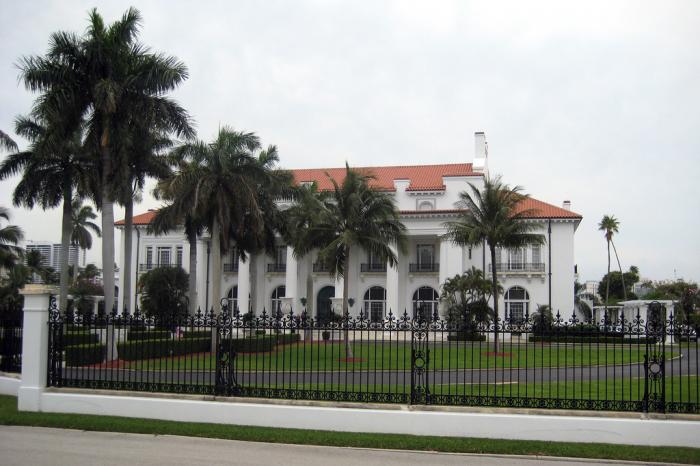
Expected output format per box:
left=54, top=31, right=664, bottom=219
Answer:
left=531, top=245, right=541, bottom=264
left=158, top=247, right=171, bottom=266
left=146, top=247, right=153, bottom=267
left=176, top=246, right=183, bottom=267
left=416, top=244, right=434, bottom=271
left=509, top=248, right=524, bottom=270
left=231, top=247, right=239, bottom=264
left=276, top=245, right=287, bottom=266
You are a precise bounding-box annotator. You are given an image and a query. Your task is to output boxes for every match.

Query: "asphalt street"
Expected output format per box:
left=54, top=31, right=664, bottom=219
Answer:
left=0, top=426, right=675, bottom=466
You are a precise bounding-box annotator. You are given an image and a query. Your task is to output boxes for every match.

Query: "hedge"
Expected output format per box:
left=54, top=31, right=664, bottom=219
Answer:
left=529, top=336, right=658, bottom=344
left=65, top=344, right=106, bottom=366
left=221, top=333, right=301, bottom=353
left=117, top=338, right=211, bottom=361
left=182, top=330, right=212, bottom=340
left=447, top=332, right=487, bottom=342
left=127, top=330, right=172, bottom=341
left=62, top=332, right=99, bottom=346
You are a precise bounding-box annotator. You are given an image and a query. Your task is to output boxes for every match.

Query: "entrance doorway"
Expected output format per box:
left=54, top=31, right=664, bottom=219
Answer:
left=316, top=286, right=335, bottom=324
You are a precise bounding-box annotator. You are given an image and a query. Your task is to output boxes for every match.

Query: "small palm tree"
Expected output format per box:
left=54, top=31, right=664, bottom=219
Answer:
left=286, top=165, right=407, bottom=357
left=598, top=215, right=625, bottom=308
left=71, top=197, right=101, bottom=257
left=0, top=207, right=24, bottom=270
left=0, top=113, right=90, bottom=311
left=445, top=176, right=544, bottom=351
left=160, top=127, right=290, bottom=312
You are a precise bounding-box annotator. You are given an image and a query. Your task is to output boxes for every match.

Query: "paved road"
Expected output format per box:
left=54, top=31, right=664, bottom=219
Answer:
left=0, top=426, right=673, bottom=466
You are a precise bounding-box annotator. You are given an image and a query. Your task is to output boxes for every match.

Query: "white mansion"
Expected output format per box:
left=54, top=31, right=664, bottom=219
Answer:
left=116, top=133, right=582, bottom=322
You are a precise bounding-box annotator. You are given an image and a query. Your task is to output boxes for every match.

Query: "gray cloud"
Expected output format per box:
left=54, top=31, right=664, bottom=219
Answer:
left=1, top=0, right=698, bottom=283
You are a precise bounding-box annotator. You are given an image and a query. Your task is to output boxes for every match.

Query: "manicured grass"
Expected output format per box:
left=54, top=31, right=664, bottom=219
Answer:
left=0, top=395, right=697, bottom=464
left=120, top=341, right=655, bottom=371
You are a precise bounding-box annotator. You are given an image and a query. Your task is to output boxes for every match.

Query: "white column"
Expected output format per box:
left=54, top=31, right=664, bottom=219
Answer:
left=117, top=229, right=125, bottom=314
left=18, top=285, right=56, bottom=412
left=238, top=253, right=251, bottom=314
left=386, top=243, right=399, bottom=316
left=331, top=276, right=344, bottom=314
left=283, top=246, right=298, bottom=312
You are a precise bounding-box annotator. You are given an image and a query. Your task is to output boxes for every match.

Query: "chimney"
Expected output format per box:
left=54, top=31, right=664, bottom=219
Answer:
left=562, top=200, right=571, bottom=211
left=472, top=131, right=488, bottom=174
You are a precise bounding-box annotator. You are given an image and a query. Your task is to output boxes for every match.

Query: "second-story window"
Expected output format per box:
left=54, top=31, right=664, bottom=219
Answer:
left=531, top=245, right=541, bottom=264
left=276, top=245, right=286, bottom=266
left=176, top=246, right=183, bottom=267
left=146, top=247, right=153, bottom=268
left=416, top=244, right=434, bottom=271
left=158, top=247, right=171, bottom=266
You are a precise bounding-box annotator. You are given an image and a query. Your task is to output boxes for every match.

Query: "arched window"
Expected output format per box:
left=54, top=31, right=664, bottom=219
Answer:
left=504, top=286, right=529, bottom=323
left=271, top=285, right=286, bottom=313
left=418, top=200, right=434, bottom=211
left=363, top=286, right=386, bottom=322
left=226, top=286, right=238, bottom=312
left=412, top=286, right=439, bottom=320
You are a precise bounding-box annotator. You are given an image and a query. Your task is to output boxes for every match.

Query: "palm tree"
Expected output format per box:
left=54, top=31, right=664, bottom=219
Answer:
left=113, top=122, right=172, bottom=315
left=0, top=131, right=17, bottom=152
left=286, top=165, right=407, bottom=357
left=598, top=215, right=625, bottom=308
left=18, top=7, right=194, bottom=314
left=71, top=197, right=101, bottom=257
left=0, top=112, right=90, bottom=312
left=445, top=176, right=544, bottom=351
left=0, top=207, right=24, bottom=270
left=159, top=127, right=290, bottom=312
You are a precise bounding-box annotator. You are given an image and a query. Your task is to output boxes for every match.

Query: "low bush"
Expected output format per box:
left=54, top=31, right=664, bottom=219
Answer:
left=117, top=338, right=210, bottom=361
left=529, top=336, right=657, bottom=344
left=65, top=343, right=105, bottom=366
left=62, top=332, right=99, bottom=346
left=127, top=330, right=171, bottom=341
left=221, top=333, right=301, bottom=353
left=447, top=332, right=487, bottom=342
left=182, top=330, right=212, bottom=340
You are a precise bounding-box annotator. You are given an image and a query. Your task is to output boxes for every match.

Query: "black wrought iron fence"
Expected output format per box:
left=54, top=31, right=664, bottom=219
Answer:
left=47, top=300, right=699, bottom=413
left=0, top=304, right=23, bottom=373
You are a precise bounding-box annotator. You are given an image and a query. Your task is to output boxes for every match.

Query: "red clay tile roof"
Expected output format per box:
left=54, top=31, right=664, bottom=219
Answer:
left=400, top=198, right=581, bottom=219
left=115, top=210, right=157, bottom=226
left=291, top=163, right=476, bottom=192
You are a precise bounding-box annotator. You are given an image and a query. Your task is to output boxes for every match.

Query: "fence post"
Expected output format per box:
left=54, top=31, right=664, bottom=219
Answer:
left=18, top=284, right=57, bottom=412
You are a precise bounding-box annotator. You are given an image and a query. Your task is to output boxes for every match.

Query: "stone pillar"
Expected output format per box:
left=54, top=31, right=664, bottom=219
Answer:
left=332, top=276, right=344, bottom=315
left=18, top=285, right=57, bottom=412
left=386, top=243, right=400, bottom=316
left=238, top=253, right=251, bottom=314
left=284, top=246, right=298, bottom=312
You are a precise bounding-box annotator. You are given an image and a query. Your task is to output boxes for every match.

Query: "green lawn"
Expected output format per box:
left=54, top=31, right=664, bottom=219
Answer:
left=118, top=341, right=657, bottom=371
left=0, top=395, right=697, bottom=464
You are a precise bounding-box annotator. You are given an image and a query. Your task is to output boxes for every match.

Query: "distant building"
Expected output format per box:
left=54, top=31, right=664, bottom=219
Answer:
left=25, top=241, right=85, bottom=270
left=581, top=280, right=599, bottom=299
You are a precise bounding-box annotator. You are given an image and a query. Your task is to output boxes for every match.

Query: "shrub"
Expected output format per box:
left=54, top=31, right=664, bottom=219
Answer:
left=529, top=335, right=657, bottom=344
left=221, top=334, right=300, bottom=353
left=65, top=343, right=105, bottom=366
left=138, top=267, right=189, bottom=322
left=62, top=331, right=99, bottom=346
left=117, top=338, right=210, bottom=361
left=127, top=330, right=171, bottom=341
left=447, top=332, right=486, bottom=341
left=182, top=330, right=212, bottom=340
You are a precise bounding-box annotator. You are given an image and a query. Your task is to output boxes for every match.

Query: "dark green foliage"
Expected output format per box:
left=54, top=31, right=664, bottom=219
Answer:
left=117, top=338, right=210, bottom=361
left=138, top=267, right=189, bottom=321
left=68, top=279, right=104, bottom=320
left=222, top=333, right=301, bottom=353
left=598, top=266, right=640, bottom=302
left=127, top=330, right=171, bottom=341
left=182, top=330, right=212, bottom=340
left=446, top=332, right=486, bottom=341
left=65, top=343, right=105, bottom=366
left=62, top=332, right=99, bottom=346
left=529, top=336, right=657, bottom=344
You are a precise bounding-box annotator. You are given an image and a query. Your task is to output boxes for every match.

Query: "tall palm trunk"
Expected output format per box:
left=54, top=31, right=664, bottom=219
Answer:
left=490, top=244, right=499, bottom=352
left=605, top=239, right=611, bottom=312
left=342, top=246, right=353, bottom=359
left=122, top=197, right=133, bottom=315
left=58, top=185, right=72, bottom=314
left=611, top=240, right=626, bottom=301
left=100, top=127, right=117, bottom=361
left=210, top=219, right=221, bottom=313
left=187, top=227, right=198, bottom=314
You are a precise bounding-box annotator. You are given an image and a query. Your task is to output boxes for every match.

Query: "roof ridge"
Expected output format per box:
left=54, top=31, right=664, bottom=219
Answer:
left=289, top=162, right=474, bottom=171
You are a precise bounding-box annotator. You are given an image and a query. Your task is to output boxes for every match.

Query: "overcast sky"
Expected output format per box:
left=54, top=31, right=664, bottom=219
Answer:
left=1, top=0, right=698, bottom=284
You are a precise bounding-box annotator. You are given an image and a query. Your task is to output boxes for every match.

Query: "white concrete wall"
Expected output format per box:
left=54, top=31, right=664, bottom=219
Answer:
left=0, top=374, right=20, bottom=396
left=36, top=391, right=700, bottom=448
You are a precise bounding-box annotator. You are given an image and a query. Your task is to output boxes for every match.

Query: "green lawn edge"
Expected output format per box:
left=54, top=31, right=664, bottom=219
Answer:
left=1, top=395, right=698, bottom=464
